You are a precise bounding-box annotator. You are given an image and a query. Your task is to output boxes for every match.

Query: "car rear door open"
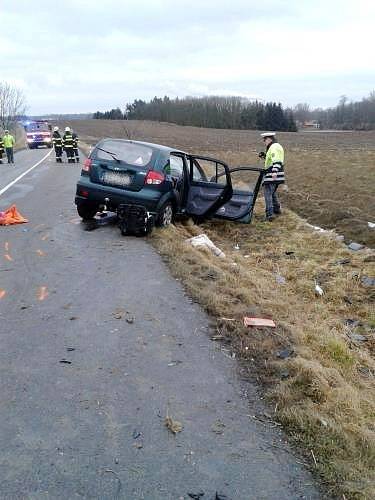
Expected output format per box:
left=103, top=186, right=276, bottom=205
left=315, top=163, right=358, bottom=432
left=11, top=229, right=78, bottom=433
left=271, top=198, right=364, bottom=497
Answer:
left=185, top=155, right=233, bottom=218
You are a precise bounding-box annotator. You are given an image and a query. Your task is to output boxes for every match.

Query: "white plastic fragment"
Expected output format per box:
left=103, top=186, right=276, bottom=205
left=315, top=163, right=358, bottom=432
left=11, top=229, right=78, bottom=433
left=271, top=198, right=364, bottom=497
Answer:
left=315, top=284, right=324, bottom=296
left=348, top=242, right=364, bottom=251
left=368, top=222, right=375, bottom=229
left=186, top=234, right=225, bottom=258
left=275, top=274, right=286, bottom=285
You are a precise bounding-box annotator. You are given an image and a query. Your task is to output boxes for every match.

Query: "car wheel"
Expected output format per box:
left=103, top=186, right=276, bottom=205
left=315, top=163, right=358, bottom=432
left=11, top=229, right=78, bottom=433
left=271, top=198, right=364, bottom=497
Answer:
left=157, top=202, right=173, bottom=227
left=77, top=203, right=98, bottom=220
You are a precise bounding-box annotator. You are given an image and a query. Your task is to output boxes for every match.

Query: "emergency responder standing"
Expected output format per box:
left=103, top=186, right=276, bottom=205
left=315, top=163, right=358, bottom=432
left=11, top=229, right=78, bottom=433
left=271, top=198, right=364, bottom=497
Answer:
left=258, top=132, right=285, bottom=221
left=63, top=127, right=75, bottom=163
left=72, top=129, right=79, bottom=163
left=52, top=126, right=63, bottom=163
left=3, top=130, right=15, bottom=164
left=0, top=135, right=4, bottom=164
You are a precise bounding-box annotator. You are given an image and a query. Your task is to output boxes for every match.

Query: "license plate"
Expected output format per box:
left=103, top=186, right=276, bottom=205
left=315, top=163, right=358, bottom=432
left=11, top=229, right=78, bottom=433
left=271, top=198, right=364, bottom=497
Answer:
left=103, top=171, right=131, bottom=187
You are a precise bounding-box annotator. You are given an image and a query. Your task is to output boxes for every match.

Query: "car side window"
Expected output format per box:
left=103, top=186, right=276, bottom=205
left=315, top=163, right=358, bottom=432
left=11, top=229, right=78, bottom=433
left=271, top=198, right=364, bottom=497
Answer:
left=190, top=158, right=227, bottom=186
left=169, top=155, right=184, bottom=178
left=192, top=160, right=205, bottom=181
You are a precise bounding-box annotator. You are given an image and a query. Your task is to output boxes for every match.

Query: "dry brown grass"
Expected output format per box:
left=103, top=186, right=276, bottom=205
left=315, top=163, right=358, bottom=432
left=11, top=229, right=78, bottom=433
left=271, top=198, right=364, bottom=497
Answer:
left=151, top=207, right=375, bottom=499
left=75, top=121, right=375, bottom=498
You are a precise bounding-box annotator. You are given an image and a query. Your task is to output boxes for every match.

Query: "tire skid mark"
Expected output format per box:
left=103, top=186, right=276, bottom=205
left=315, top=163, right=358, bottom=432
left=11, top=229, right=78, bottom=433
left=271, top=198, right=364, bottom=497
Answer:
left=0, top=289, right=6, bottom=299
left=37, top=286, right=48, bottom=301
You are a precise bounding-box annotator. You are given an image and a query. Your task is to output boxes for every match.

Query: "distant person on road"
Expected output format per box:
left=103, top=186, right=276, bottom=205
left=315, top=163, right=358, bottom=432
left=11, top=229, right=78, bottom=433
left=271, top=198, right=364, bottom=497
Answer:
left=62, top=127, right=75, bottom=164
left=3, top=130, right=15, bottom=164
left=258, top=132, right=285, bottom=221
left=52, top=126, right=63, bottom=163
left=72, top=129, right=79, bottom=163
left=0, top=135, right=4, bottom=164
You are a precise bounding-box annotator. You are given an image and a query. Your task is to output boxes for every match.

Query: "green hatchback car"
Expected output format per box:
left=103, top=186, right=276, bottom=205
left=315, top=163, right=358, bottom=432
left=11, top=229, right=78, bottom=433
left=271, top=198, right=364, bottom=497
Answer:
left=75, top=138, right=264, bottom=225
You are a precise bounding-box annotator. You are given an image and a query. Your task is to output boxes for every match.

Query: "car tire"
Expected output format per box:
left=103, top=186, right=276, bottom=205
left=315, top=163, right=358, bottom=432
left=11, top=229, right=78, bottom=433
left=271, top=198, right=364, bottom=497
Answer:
left=77, top=203, right=99, bottom=220
left=156, top=201, right=173, bottom=227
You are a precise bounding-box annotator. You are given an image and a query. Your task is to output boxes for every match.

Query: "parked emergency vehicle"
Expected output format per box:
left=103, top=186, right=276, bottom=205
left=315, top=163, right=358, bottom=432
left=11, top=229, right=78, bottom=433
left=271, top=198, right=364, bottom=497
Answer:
left=24, top=120, right=53, bottom=149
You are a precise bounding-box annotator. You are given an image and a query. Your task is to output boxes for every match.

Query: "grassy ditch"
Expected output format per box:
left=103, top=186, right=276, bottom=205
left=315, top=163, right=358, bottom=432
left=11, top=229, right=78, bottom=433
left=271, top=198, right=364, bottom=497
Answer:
left=151, top=206, right=375, bottom=499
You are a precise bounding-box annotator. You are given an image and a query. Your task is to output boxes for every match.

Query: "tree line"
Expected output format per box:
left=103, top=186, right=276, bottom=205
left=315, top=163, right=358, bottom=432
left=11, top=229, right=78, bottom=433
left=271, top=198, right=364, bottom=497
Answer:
left=93, top=96, right=297, bottom=131
left=293, top=91, right=375, bottom=130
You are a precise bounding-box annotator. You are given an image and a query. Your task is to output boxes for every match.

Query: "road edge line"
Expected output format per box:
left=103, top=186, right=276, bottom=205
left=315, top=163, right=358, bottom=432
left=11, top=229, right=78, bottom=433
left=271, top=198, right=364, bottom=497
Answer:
left=0, top=149, right=53, bottom=197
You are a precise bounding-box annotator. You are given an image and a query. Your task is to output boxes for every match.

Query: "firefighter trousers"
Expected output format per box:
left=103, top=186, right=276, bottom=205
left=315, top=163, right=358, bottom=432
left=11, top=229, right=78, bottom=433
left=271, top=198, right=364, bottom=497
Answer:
left=54, top=146, right=63, bottom=162
left=65, top=147, right=75, bottom=163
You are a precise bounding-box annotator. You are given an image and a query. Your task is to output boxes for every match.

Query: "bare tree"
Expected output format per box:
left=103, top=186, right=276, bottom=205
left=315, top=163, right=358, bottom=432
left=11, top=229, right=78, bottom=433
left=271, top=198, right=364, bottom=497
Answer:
left=0, top=81, right=27, bottom=132
left=293, top=103, right=311, bottom=123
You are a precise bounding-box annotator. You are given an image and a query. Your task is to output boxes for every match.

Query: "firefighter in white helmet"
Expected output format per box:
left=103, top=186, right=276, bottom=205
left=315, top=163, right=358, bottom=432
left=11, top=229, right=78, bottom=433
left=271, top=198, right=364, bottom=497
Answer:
left=52, top=126, right=63, bottom=163
left=62, top=126, right=75, bottom=163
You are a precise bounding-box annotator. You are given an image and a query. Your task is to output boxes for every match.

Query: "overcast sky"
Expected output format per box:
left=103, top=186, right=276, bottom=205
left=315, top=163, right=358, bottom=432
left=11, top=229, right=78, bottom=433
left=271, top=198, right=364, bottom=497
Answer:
left=1, top=0, right=374, bottom=114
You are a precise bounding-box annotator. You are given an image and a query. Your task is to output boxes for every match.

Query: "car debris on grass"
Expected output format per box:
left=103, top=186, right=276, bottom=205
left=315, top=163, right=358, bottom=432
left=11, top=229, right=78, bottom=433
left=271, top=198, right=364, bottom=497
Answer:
left=243, top=317, right=276, bottom=328
left=187, top=234, right=225, bottom=258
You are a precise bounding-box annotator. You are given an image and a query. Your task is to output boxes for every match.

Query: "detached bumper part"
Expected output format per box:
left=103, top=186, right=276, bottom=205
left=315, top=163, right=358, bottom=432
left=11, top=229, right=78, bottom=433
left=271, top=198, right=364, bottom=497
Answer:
left=117, top=204, right=154, bottom=236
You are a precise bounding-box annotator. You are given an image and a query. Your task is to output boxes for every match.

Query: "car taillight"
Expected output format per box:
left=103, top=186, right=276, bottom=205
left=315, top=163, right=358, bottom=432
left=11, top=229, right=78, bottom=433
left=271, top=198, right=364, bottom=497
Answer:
left=82, top=158, right=92, bottom=172
left=145, top=170, right=165, bottom=185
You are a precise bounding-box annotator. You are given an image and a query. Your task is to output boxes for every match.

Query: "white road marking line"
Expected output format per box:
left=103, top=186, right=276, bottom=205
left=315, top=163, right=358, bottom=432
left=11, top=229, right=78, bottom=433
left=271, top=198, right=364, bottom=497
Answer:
left=0, top=150, right=53, bottom=197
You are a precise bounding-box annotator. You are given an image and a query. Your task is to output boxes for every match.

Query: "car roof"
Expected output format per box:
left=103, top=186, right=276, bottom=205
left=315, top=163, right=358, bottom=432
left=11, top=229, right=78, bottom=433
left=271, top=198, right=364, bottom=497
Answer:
left=98, top=138, right=187, bottom=155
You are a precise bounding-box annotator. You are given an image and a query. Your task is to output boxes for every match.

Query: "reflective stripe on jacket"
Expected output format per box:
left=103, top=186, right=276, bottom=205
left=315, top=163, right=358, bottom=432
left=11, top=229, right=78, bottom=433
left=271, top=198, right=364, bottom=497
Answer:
left=63, top=132, right=74, bottom=148
left=3, top=134, right=15, bottom=148
left=263, top=142, right=285, bottom=184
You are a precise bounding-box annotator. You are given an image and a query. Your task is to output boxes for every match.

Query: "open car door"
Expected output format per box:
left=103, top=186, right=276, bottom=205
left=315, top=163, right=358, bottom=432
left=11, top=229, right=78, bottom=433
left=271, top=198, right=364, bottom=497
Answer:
left=214, top=166, right=264, bottom=223
left=185, top=155, right=233, bottom=218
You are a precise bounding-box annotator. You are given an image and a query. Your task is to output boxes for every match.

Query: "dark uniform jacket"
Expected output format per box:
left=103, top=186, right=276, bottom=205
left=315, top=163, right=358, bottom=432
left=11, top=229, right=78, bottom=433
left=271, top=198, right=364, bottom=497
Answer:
left=62, top=132, right=74, bottom=149
left=52, top=131, right=62, bottom=147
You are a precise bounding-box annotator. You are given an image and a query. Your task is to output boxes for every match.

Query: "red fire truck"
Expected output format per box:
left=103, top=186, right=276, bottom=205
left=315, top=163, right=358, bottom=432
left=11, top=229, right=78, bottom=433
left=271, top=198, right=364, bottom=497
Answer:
left=24, top=120, right=53, bottom=149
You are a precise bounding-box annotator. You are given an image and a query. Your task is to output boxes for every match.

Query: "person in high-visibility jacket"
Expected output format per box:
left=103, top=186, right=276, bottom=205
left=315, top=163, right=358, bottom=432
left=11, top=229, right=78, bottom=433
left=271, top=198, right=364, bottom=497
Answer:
left=0, top=135, right=4, bottom=164
left=3, top=130, right=15, bottom=164
left=258, top=132, right=285, bottom=221
left=62, top=126, right=75, bottom=163
left=72, top=129, right=79, bottom=163
left=52, top=126, right=63, bottom=163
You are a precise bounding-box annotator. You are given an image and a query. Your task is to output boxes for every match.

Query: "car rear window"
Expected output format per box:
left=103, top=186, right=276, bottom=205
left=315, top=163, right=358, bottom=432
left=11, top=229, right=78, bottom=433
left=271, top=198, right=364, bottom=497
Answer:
left=95, top=141, right=153, bottom=167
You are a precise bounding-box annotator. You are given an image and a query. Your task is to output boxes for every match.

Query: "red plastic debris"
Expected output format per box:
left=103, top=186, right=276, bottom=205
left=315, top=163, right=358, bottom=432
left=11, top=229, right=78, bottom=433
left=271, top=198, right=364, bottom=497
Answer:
left=243, top=317, right=276, bottom=328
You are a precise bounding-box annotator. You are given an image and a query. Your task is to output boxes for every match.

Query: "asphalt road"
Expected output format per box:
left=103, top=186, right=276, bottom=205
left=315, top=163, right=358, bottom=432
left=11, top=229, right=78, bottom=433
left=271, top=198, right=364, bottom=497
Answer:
left=0, top=148, right=320, bottom=499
